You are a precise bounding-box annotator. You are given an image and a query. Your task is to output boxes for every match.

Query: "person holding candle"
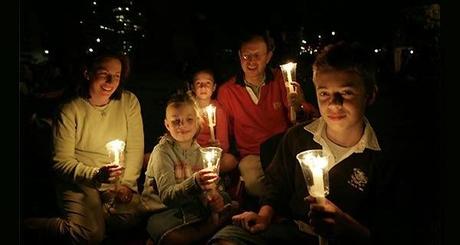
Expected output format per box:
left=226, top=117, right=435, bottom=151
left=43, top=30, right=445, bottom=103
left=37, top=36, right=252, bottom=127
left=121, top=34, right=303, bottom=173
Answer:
left=23, top=52, right=145, bottom=244
left=189, top=68, right=238, bottom=173
left=216, top=29, right=318, bottom=198
left=209, top=41, right=393, bottom=245
left=142, top=91, right=236, bottom=245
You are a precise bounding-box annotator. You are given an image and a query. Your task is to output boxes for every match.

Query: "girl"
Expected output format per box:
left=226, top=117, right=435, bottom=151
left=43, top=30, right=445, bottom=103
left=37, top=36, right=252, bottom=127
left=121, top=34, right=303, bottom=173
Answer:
left=190, top=69, right=238, bottom=173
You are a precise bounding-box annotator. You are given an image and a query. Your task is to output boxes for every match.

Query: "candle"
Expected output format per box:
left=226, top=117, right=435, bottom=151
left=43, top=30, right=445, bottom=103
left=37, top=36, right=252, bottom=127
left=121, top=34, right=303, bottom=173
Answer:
left=280, top=62, right=297, bottom=123
left=205, top=104, right=216, bottom=142
left=280, top=62, right=296, bottom=88
left=200, top=146, right=223, bottom=174
left=204, top=151, right=215, bottom=170
left=307, top=154, right=327, bottom=197
left=296, top=149, right=329, bottom=245
left=114, top=152, right=120, bottom=165
left=296, top=150, right=329, bottom=201
left=309, top=159, right=327, bottom=204
left=200, top=146, right=223, bottom=225
left=105, top=139, right=125, bottom=166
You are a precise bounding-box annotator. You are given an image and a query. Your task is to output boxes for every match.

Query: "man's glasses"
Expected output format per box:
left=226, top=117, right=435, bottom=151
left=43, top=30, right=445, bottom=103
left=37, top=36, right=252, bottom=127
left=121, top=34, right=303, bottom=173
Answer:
left=240, top=52, right=266, bottom=61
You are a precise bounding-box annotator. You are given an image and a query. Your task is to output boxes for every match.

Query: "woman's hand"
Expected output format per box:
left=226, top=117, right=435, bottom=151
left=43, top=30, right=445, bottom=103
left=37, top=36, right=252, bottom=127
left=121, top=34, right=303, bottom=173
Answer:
left=94, top=164, right=124, bottom=183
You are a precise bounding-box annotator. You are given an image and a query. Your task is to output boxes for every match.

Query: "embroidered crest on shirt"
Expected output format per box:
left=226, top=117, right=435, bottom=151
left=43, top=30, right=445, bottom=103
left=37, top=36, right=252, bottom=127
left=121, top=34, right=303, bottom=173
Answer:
left=273, top=102, right=282, bottom=110
left=347, top=168, right=368, bottom=191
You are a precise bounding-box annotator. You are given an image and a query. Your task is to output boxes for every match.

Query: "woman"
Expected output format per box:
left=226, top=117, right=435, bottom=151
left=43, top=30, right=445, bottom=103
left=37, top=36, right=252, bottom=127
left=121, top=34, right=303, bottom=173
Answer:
left=24, top=52, right=145, bottom=244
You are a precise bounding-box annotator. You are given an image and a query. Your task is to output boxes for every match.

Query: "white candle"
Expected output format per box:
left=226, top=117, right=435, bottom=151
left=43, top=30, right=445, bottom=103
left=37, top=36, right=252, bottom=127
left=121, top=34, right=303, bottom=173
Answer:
left=280, top=62, right=297, bottom=123
left=309, top=156, right=328, bottom=205
left=106, top=139, right=125, bottom=166
left=287, top=69, right=294, bottom=94
left=205, top=104, right=216, bottom=142
left=298, top=152, right=328, bottom=200
left=114, top=152, right=120, bottom=165
left=287, top=68, right=293, bottom=84
left=204, top=151, right=214, bottom=169
left=200, top=147, right=223, bottom=176
left=310, top=166, right=325, bottom=198
left=280, top=62, right=295, bottom=90
left=296, top=150, right=329, bottom=245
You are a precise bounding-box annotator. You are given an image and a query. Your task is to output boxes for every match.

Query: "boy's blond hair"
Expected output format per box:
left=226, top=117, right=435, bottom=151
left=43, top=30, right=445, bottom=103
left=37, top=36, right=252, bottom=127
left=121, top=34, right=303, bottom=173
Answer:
left=165, top=90, right=203, bottom=139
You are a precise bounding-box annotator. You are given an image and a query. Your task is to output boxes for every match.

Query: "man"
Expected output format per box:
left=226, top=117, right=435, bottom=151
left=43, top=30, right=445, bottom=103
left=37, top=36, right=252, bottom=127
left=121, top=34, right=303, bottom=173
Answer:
left=217, top=30, right=317, bottom=197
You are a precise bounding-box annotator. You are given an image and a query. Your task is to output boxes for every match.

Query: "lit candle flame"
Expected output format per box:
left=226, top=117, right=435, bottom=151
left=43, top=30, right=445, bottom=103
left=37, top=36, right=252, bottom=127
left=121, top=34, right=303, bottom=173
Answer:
left=280, top=62, right=297, bottom=123
left=296, top=151, right=330, bottom=245
left=105, top=139, right=125, bottom=166
left=204, top=151, right=215, bottom=169
left=205, top=104, right=216, bottom=127
left=205, top=104, right=216, bottom=142
left=297, top=150, right=329, bottom=199
left=280, top=62, right=295, bottom=85
left=200, top=147, right=222, bottom=174
left=301, top=154, right=328, bottom=169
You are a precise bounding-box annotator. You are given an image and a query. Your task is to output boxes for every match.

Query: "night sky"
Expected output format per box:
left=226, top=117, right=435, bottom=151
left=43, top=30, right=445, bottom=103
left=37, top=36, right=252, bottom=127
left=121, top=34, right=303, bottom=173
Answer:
left=21, top=0, right=440, bottom=70
left=19, top=1, right=443, bottom=243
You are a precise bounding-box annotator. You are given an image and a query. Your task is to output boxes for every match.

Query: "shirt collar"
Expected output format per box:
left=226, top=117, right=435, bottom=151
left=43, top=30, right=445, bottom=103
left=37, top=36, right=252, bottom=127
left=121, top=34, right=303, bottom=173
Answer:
left=235, top=68, right=274, bottom=87
left=304, top=117, right=381, bottom=153
left=244, top=76, right=266, bottom=88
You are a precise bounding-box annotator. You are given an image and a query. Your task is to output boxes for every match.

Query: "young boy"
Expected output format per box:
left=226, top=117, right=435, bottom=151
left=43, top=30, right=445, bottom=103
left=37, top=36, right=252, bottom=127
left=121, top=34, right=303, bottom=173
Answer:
left=209, top=41, right=392, bottom=245
left=141, top=91, right=232, bottom=245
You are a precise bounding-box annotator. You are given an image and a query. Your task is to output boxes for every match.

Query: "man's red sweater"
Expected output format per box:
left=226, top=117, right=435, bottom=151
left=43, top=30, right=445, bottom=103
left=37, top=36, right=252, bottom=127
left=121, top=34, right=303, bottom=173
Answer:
left=217, top=69, right=291, bottom=158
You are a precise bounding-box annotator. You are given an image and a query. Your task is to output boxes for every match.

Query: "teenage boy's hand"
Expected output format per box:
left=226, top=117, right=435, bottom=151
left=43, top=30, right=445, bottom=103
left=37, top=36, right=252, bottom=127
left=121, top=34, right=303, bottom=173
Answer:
left=305, top=196, right=370, bottom=240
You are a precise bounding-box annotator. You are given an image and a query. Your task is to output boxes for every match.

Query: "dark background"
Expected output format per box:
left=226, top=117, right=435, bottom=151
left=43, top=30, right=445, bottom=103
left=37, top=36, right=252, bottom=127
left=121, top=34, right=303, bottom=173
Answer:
left=20, top=0, right=442, bottom=244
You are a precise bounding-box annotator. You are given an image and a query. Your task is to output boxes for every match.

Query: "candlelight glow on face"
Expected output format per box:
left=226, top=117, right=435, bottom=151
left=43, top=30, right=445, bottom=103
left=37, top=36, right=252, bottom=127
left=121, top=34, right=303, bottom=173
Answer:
left=105, top=139, right=126, bottom=166
left=296, top=149, right=330, bottom=200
